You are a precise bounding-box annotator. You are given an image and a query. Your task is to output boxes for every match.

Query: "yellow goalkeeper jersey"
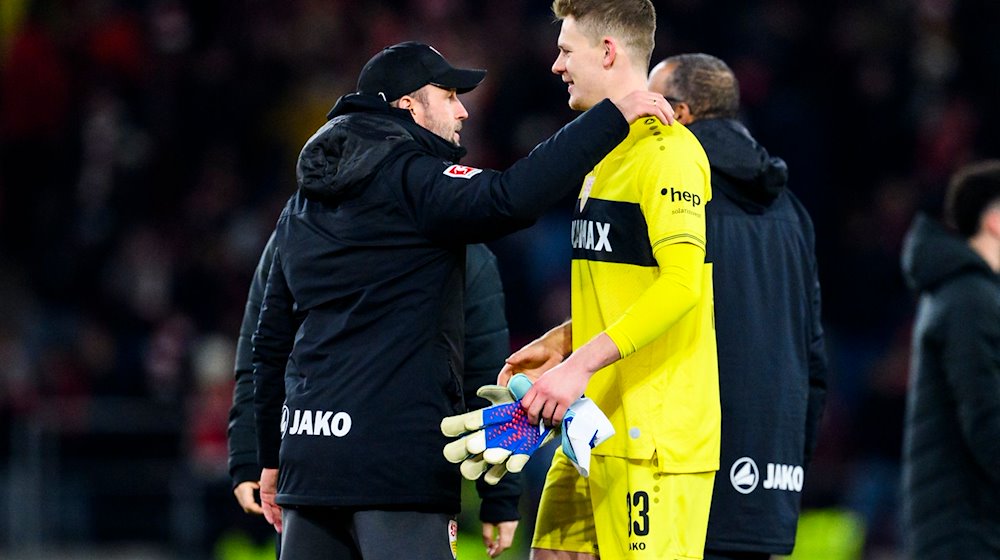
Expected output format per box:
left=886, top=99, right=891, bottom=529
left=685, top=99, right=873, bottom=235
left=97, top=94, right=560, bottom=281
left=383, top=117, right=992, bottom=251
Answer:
left=571, top=117, right=720, bottom=473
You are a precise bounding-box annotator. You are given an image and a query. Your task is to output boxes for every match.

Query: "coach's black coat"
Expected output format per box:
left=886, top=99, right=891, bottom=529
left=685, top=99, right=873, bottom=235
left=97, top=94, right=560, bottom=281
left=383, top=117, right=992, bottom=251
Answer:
left=689, top=118, right=828, bottom=555
left=252, top=93, right=628, bottom=512
left=900, top=214, right=1000, bottom=559
left=228, top=234, right=522, bottom=521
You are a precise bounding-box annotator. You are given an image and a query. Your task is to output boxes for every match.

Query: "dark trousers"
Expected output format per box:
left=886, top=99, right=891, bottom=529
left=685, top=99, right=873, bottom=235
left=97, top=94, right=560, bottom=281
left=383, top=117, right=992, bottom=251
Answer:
left=280, top=506, right=456, bottom=560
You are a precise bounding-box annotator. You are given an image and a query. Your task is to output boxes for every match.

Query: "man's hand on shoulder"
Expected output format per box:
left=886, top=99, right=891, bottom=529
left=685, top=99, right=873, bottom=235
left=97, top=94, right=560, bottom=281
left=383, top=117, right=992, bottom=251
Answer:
left=613, top=90, right=675, bottom=126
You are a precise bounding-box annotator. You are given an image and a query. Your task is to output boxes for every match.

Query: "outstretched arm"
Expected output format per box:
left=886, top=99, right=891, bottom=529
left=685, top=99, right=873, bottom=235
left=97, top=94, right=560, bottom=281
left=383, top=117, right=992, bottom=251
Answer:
left=399, top=93, right=674, bottom=244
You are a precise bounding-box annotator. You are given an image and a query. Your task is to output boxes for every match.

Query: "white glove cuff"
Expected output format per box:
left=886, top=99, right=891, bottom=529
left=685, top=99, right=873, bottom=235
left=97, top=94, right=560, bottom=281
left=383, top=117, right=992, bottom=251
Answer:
left=564, top=397, right=615, bottom=477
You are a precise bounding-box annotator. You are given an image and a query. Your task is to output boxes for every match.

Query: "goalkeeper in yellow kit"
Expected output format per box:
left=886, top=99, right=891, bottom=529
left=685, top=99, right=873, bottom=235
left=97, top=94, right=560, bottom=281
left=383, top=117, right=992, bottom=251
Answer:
left=498, top=1, right=720, bottom=558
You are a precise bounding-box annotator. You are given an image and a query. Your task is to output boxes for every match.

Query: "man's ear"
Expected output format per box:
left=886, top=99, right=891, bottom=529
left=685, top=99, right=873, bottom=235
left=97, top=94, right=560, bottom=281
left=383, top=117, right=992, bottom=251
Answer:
left=673, top=101, right=695, bottom=125
left=602, top=37, right=617, bottom=69
left=396, top=95, right=413, bottom=110
left=984, top=206, right=1000, bottom=237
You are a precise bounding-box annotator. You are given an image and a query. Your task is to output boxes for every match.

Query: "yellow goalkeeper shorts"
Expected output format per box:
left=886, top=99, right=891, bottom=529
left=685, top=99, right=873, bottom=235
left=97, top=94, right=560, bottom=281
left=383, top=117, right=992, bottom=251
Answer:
left=532, top=447, right=715, bottom=559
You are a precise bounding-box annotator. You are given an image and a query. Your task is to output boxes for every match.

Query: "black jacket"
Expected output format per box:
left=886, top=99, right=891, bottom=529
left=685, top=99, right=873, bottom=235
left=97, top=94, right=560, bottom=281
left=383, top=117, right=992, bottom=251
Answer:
left=227, top=235, right=522, bottom=521
left=228, top=230, right=277, bottom=489
left=900, top=214, right=1000, bottom=559
left=689, top=118, right=828, bottom=555
left=252, top=93, right=628, bottom=511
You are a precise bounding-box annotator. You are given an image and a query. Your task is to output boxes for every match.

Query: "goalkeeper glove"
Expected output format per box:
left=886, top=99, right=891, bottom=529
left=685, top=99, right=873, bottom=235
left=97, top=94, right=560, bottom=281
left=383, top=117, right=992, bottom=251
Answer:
left=442, top=374, right=616, bottom=482
left=441, top=374, right=554, bottom=485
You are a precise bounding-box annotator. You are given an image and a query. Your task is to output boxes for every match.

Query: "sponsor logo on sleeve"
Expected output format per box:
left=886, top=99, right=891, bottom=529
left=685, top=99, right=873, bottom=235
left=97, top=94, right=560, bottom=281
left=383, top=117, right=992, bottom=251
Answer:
left=661, top=187, right=703, bottom=216
left=443, top=164, right=483, bottom=179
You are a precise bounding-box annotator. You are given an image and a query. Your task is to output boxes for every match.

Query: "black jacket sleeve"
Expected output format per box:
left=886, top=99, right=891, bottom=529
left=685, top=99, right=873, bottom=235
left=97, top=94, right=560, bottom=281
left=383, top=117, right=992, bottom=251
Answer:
left=943, top=279, right=1000, bottom=482
left=227, top=231, right=277, bottom=487
left=797, top=200, right=828, bottom=466
left=463, top=244, right=522, bottom=523
left=395, top=99, right=629, bottom=243
left=253, top=242, right=296, bottom=469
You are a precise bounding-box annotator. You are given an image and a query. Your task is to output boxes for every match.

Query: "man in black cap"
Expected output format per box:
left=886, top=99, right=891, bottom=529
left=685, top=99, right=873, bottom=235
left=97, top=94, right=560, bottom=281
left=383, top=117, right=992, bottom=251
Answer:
left=252, top=41, right=673, bottom=559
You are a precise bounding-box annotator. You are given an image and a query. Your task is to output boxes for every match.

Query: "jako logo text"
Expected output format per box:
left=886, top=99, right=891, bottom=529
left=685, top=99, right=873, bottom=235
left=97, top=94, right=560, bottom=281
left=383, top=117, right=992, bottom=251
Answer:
left=282, top=407, right=352, bottom=438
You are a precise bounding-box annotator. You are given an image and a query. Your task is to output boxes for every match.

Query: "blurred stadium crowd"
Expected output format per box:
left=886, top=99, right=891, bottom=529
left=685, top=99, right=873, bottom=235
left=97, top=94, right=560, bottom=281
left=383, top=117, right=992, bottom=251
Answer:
left=2, top=0, right=999, bottom=558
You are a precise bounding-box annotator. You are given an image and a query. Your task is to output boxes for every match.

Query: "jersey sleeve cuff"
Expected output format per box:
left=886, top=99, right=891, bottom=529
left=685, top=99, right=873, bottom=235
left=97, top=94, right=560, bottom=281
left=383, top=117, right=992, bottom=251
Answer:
left=604, top=323, right=636, bottom=358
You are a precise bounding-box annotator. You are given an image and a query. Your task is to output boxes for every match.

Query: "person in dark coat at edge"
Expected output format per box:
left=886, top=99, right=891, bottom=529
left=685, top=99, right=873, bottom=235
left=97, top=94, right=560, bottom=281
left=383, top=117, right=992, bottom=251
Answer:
left=649, top=53, right=829, bottom=560
left=900, top=160, right=1000, bottom=559
left=251, top=41, right=674, bottom=559
left=227, top=232, right=521, bottom=557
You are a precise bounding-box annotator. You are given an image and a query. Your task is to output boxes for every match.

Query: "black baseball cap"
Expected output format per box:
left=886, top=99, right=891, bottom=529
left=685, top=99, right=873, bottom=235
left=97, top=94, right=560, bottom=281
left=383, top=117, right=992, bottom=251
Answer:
left=357, top=41, right=486, bottom=102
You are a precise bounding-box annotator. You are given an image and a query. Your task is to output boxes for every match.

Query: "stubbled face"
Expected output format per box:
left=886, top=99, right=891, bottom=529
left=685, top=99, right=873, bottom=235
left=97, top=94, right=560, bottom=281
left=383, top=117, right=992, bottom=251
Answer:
left=552, top=16, right=609, bottom=111
left=409, top=85, right=468, bottom=146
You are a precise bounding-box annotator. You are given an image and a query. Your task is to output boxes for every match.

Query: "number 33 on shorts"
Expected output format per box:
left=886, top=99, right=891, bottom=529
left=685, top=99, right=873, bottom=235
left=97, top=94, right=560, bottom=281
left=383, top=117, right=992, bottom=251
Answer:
left=627, top=491, right=650, bottom=538
left=599, top=467, right=714, bottom=558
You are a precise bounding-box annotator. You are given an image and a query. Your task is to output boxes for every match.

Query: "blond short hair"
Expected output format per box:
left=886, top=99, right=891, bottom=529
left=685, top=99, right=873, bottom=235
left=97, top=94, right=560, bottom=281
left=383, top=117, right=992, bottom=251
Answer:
left=552, top=0, right=656, bottom=70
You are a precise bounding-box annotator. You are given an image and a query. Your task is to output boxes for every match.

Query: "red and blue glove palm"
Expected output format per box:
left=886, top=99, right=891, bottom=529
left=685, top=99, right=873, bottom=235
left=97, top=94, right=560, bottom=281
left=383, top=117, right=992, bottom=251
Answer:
left=441, top=374, right=554, bottom=485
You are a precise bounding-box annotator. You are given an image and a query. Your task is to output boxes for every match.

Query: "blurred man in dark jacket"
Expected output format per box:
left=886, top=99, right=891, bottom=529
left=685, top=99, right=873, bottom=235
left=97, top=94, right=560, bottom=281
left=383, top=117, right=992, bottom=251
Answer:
left=900, top=160, right=1000, bottom=559
left=649, top=53, right=829, bottom=560
left=227, top=233, right=522, bottom=557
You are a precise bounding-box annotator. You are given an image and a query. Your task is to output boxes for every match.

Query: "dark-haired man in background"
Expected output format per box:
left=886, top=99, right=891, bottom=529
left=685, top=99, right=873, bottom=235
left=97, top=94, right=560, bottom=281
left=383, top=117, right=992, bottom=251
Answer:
left=901, top=160, right=1000, bottom=559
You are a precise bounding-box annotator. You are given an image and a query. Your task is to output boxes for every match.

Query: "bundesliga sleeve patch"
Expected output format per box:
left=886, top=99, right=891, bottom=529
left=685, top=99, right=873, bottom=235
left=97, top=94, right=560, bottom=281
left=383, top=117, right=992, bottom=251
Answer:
left=443, top=164, right=483, bottom=179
